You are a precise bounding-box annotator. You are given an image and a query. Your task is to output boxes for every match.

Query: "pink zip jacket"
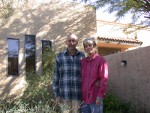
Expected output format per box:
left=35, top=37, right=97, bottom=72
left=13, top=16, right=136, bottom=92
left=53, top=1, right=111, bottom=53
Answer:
left=81, top=53, right=108, bottom=104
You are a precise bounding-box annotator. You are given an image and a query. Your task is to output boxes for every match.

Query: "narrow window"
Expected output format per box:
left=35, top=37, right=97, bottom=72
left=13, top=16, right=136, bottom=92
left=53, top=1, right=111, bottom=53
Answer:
left=42, top=40, right=52, bottom=54
left=8, top=38, right=19, bottom=76
left=42, top=40, right=52, bottom=71
left=25, top=35, right=36, bottom=73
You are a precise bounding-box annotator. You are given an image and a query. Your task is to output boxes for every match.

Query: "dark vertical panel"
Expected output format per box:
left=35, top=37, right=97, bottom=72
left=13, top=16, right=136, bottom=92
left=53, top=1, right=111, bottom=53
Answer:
left=42, top=40, right=52, bottom=72
left=42, top=40, right=52, bottom=54
left=25, top=35, right=36, bottom=73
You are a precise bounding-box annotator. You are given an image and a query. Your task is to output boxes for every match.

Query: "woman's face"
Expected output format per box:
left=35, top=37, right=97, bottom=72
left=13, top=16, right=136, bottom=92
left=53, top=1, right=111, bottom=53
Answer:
left=84, top=41, right=96, bottom=54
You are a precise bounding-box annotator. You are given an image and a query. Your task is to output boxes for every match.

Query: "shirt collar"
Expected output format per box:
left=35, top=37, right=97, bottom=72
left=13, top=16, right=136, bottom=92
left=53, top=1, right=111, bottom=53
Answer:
left=86, top=53, right=98, bottom=61
left=64, top=49, right=80, bottom=56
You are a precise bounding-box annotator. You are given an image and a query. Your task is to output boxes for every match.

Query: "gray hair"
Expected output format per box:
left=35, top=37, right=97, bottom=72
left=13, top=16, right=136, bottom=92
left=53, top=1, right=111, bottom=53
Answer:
left=83, top=37, right=96, bottom=48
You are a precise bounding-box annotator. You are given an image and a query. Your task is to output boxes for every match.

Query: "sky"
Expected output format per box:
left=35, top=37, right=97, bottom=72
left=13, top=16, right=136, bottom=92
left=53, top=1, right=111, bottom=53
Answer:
left=96, top=7, right=133, bottom=24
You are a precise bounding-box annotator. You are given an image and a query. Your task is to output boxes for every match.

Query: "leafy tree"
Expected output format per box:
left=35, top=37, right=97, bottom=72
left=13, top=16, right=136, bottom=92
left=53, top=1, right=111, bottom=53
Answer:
left=0, top=1, right=13, bottom=19
left=74, top=0, right=150, bottom=33
left=0, top=0, right=27, bottom=22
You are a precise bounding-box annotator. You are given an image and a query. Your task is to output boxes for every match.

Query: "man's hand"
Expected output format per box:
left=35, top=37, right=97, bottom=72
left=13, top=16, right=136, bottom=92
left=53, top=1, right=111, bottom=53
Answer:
left=56, top=96, right=61, bottom=104
left=95, top=81, right=100, bottom=87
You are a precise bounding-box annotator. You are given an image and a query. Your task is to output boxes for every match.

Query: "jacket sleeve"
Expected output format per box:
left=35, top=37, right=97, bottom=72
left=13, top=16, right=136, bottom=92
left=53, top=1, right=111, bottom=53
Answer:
left=52, top=56, right=60, bottom=97
left=97, top=60, right=108, bottom=99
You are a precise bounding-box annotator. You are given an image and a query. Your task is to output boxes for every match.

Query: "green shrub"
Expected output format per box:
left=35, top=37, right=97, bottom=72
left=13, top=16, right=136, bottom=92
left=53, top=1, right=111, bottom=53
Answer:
left=104, top=93, right=134, bottom=113
left=21, top=49, right=55, bottom=105
left=0, top=49, right=60, bottom=113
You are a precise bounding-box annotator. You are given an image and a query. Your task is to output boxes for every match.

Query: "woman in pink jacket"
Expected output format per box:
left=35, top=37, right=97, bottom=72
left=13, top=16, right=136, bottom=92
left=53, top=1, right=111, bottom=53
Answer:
left=81, top=37, right=108, bottom=113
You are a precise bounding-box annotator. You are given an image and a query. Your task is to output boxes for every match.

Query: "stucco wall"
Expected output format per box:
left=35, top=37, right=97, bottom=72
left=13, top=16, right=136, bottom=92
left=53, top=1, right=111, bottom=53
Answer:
left=105, top=46, right=150, bottom=113
left=0, top=1, right=96, bottom=99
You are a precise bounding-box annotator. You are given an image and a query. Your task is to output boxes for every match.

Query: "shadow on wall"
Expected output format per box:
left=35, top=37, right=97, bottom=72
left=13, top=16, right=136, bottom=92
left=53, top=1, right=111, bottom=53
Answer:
left=0, top=76, right=27, bottom=100
left=0, top=1, right=96, bottom=51
left=0, top=1, right=96, bottom=99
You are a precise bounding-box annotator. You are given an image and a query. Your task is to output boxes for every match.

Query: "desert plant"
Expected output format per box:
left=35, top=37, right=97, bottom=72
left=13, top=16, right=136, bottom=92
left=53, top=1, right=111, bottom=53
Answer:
left=104, top=93, right=134, bottom=113
left=0, top=49, right=61, bottom=113
left=20, top=49, right=56, bottom=106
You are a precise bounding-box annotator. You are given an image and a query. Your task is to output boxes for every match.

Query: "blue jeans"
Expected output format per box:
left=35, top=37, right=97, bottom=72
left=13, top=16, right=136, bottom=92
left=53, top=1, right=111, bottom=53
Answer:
left=81, top=101, right=103, bottom=113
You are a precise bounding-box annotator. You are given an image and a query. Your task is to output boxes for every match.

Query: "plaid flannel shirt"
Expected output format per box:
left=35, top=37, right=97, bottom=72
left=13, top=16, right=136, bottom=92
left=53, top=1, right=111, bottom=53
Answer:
left=53, top=49, right=85, bottom=100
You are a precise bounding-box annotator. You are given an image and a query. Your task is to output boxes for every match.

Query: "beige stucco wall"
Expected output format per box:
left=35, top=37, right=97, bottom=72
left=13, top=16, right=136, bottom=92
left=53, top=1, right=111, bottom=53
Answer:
left=105, top=46, right=150, bottom=113
left=0, top=0, right=96, bottom=99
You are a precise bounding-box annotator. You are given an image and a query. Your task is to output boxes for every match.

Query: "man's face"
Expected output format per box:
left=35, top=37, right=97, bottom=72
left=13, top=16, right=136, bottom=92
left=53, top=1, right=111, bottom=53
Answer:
left=66, top=35, right=78, bottom=51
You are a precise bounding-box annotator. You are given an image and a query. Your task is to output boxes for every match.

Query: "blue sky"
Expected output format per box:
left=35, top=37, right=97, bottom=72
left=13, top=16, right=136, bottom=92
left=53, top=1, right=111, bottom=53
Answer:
left=96, top=7, right=133, bottom=24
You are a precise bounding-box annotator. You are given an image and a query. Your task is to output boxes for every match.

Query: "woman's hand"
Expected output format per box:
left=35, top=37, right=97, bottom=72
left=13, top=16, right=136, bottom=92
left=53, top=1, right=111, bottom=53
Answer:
left=96, top=97, right=102, bottom=106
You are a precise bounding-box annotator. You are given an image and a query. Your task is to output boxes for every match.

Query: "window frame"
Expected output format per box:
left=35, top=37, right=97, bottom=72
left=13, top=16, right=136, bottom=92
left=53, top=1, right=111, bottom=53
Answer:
left=7, top=38, right=19, bottom=76
left=25, top=34, right=36, bottom=73
left=42, top=40, right=52, bottom=54
left=41, top=40, right=52, bottom=73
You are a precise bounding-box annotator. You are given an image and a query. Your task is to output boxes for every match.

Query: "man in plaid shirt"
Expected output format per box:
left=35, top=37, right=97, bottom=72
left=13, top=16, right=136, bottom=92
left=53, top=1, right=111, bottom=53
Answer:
left=53, top=34, right=85, bottom=113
